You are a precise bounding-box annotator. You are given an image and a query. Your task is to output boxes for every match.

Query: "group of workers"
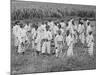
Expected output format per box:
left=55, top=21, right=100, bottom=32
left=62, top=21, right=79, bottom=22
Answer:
left=12, top=18, right=94, bottom=57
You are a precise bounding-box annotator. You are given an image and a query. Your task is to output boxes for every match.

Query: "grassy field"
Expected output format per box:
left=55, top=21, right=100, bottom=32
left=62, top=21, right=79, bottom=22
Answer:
left=11, top=43, right=96, bottom=74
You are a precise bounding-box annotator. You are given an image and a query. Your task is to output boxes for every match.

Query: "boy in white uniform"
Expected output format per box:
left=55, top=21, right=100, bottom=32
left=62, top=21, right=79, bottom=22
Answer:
left=31, top=25, right=38, bottom=50
left=78, top=21, right=85, bottom=44
left=35, top=23, right=46, bottom=54
left=67, top=19, right=78, bottom=45
left=86, top=31, right=94, bottom=56
left=60, top=20, right=66, bottom=29
left=52, top=24, right=59, bottom=36
left=66, top=30, right=74, bottom=57
left=23, top=23, right=31, bottom=46
left=71, top=20, right=78, bottom=44
left=47, top=20, right=55, bottom=31
left=35, top=23, right=46, bottom=53
left=67, top=19, right=75, bottom=36
left=86, top=20, right=92, bottom=36
left=17, top=24, right=27, bottom=54
left=12, top=22, right=25, bottom=54
left=24, top=23, right=31, bottom=32
left=12, top=24, right=20, bottom=47
left=54, top=30, right=63, bottom=57
left=66, top=20, right=72, bottom=31
left=41, top=25, right=52, bottom=55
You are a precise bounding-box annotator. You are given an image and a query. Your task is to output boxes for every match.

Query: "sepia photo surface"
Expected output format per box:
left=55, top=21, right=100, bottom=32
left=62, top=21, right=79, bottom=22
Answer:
left=11, top=0, right=96, bottom=75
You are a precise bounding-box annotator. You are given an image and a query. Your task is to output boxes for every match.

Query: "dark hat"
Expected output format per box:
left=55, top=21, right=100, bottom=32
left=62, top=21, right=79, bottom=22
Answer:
left=48, top=19, right=52, bottom=22
left=46, top=25, right=50, bottom=31
left=66, top=30, right=70, bottom=36
left=83, top=18, right=87, bottom=21
left=89, top=31, right=92, bottom=35
left=20, top=23, right=24, bottom=28
left=79, top=18, right=82, bottom=20
left=72, top=20, right=75, bottom=25
left=58, top=24, right=61, bottom=29
left=87, top=21, right=90, bottom=26
left=61, top=19, right=64, bottom=22
left=66, top=22, right=69, bottom=27
left=44, top=21, right=48, bottom=25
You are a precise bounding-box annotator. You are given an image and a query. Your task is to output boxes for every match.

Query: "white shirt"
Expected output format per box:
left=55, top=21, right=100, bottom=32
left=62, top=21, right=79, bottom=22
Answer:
left=66, top=34, right=73, bottom=46
left=42, top=30, right=52, bottom=41
left=55, top=34, right=63, bottom=42
left=78, top=24, right=85, bottom=34
left=37, top=24, right=46, bottom=33
left=86, top=25, right=92, bottom=35
left=48, top=21, right=54, bottom=29
left=67, top=20, right=74, bottom=34
left=12, top=25, right=20, bottom=37
left=24, top=24, right=31, bottom=32
left=60, top=22, right=66, bottom=28
left=53, top=25, right=59, bottom=35
left=86, top=34, right=94, bottom=46
left=31, top=28, right=37, bottom=40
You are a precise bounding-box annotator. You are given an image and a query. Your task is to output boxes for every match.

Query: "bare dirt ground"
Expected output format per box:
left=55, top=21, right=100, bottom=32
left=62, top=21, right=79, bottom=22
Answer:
left=11, top=19, right=96, bottom=75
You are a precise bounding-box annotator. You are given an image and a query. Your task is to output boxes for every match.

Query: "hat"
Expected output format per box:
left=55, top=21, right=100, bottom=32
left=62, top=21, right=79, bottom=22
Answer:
left=66, top=30, right=70, bottom=36
left=89, top=31, right=92, bottom=35
left=46, top=25, right=50, bottom=30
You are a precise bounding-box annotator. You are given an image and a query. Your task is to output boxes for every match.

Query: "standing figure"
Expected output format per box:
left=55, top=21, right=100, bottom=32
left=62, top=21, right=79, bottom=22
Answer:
left=24, top=23, right=31, bottom=47
left=12, top=24, right=20, bottom=47
left=60, top=20, right=66, bottom=29
left=35, top=23, right=46, bottom=54
left=66, top=30, right=74, bottom=57
left=54, top=30, right=63, bottom=57
left=41, top=25, right=52, bottom=55
left=17, top=24, right=27, bottom=54
left=72, top=20, right=78, bottom=43
left=78, top=20, right=85, bottom=44
left=31, top=26, right=37, bottom=50
left=86, top=20, right=92, bottom=36
left=86, top=31, right=94, bottom=56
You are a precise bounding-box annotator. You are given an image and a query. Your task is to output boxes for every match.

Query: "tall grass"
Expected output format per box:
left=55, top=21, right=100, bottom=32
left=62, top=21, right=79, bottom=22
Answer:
left=11, top=7, right=96, bottom=21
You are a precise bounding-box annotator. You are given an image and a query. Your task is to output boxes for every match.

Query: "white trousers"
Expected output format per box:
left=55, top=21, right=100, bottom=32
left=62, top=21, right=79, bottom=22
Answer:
left=36, top=42, right=41, bottom=52
left=79, top=33, right=85, bottom=44
left=55, top=42, right=63, bottom=57
left=14, top=37, right=19, bottom=47
left=74, top=33, right=78, bottom=43
left=88, top=43, right=94, bottom=56
left=67, top=43, right=73, bottom=57
left=42, top=41, right=51, bottom=54
left=18, top=41, right=24, bottom=53
left=17, top=36, right=29, bottom=53
left=32, top=40, right=35, bottom=49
